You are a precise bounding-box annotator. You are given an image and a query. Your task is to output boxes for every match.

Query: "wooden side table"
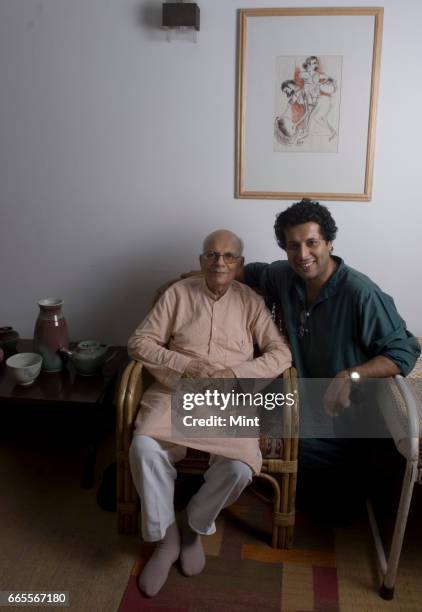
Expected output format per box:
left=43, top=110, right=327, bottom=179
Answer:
left=0, top=339, right=128, bottom=488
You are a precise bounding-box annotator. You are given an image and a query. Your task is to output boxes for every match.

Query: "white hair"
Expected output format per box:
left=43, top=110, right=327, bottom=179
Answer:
left=202, top=229, right=244, bottom=255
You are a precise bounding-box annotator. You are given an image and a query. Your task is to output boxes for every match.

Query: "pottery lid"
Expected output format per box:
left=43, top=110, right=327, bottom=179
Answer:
left=78, top=340, right=101, bottom=351
left=38, top=298, right=64, bottom=308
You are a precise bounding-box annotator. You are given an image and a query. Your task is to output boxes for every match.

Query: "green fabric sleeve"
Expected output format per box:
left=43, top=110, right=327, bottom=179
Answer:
left=357, top=289, right=421, bottom=376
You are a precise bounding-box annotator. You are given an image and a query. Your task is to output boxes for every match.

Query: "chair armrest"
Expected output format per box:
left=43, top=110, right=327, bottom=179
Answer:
left=116, top=360, right=147, bottom=457
left=394, top=375, right=420, bottom=462
left=116, top=360, right=148, bottom=533
left=378, top=375, right=420, bottom=462
left=260, top=367, right=299, bottom=460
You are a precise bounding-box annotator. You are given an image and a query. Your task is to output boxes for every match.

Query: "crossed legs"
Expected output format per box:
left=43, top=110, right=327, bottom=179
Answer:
left=129, top=435, right=252, bottom=596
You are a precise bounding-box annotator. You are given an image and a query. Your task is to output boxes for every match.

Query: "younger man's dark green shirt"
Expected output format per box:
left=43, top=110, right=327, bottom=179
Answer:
left=244, top=257, right=420, bottom=378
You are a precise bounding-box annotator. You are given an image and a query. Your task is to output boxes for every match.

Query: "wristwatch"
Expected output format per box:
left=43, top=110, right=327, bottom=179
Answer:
left=348, top=370, right=361, bottom=382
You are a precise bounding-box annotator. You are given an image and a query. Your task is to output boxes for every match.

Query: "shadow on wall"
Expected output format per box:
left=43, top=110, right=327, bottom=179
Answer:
left=136, top=1, right=162, bottom=28
left=134, top=1, right=168, bottom=41
left=70, top=238, right=195, bottom=345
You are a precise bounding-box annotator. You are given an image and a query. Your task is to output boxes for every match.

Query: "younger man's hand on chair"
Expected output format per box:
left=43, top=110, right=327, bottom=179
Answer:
left=323, top=371, right=352, bottom=417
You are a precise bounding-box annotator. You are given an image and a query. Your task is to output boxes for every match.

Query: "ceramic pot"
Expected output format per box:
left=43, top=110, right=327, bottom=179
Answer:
left=34, top=298, right=69, bottom=372
left=60, top=340, right=114, bottom=376
left=0, top=326, right=20, bottom=357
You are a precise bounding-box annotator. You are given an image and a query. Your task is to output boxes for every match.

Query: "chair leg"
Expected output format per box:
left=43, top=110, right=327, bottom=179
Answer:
left=117, top=504, right=139, bottom=535
left=253, top=472, right=295, bottom=549
left=117, top=449, right=139, bottom=535
left=367, top=458, right=418, bottom=600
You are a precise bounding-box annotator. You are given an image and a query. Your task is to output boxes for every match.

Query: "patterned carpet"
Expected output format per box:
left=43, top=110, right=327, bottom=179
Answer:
left=118, top=487, right=340, bottom=612
left=118, top=473, right=422, bottom=612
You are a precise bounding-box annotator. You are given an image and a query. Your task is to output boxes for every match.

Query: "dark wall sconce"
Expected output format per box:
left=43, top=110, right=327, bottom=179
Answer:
left=162, top=2, right=200, bottom=42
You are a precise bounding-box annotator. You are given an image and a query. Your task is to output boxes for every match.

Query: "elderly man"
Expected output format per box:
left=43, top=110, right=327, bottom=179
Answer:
left=242, top=199, right=421, bottom=523
left=128, top=229, right=292, bottom=597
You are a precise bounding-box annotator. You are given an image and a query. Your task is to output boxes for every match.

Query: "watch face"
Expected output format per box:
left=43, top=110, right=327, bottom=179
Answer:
left=350, top=371, right=361, bottom=381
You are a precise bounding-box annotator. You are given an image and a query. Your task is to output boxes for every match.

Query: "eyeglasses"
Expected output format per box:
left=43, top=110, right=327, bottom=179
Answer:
left=202, top=251, right=242, bottom=264
left=298, top=309, right=310, bottom=338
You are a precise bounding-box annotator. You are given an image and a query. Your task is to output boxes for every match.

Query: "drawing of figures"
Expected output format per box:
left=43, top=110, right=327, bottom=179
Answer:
left=274, top=55, right=342, bottom=153
left=300, top=56, right=337, bottom=140
left=276, top=79, right=311, bottom=145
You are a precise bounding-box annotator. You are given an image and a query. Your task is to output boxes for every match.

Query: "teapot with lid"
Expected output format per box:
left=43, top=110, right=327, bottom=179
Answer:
left=60, top=340, right=114, bottom=376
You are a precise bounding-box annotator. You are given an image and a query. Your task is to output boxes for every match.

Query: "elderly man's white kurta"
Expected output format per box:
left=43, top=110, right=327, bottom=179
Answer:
left=128, top=277, right=292, bottom=474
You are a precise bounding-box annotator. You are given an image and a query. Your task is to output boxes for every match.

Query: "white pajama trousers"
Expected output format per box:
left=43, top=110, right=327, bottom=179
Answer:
left=129, top=435, right=253, bottom=542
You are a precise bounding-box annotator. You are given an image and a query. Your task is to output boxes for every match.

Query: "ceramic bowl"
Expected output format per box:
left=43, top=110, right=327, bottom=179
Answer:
left=6, top=352, right=43, bottom=386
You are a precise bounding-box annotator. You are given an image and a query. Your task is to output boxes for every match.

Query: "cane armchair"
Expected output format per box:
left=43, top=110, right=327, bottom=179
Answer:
left=116, top=277, right=299, bottom=548
left=117, top=360, right=298, bottom=548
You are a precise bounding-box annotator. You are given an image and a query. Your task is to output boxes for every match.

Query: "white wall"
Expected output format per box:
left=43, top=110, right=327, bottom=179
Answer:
left=1, top=0, right=421, bottom=344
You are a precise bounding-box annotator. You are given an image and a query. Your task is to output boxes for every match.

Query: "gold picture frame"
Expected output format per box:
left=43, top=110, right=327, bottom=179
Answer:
left=236, top=7, right=383, bottom=201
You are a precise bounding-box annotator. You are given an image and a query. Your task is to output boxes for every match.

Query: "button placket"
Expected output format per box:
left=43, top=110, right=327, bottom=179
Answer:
left=208, top=301, right=216, bottom=357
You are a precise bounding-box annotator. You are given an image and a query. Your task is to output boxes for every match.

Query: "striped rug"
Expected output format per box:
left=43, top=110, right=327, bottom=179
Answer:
left=118, top=488, right=339, bottom=611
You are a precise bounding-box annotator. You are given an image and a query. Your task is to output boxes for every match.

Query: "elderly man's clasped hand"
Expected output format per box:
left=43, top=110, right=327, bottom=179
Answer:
left=183, top=359, right=235, bottom=380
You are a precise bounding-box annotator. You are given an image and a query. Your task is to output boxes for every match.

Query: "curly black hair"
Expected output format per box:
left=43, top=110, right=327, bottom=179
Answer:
left=274, top=199, right=338, bottom=250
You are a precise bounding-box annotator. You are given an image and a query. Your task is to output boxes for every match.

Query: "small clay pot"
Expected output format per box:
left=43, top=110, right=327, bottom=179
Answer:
left=0, top=326, right=20, bottom=357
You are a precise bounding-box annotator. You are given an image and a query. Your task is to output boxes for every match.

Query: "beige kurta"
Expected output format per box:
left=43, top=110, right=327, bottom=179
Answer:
left=128, top=277, right=292, bottom=474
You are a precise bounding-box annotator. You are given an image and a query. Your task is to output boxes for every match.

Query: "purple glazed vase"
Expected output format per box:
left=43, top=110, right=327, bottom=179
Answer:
left=34, top=298, right=69, bottom=372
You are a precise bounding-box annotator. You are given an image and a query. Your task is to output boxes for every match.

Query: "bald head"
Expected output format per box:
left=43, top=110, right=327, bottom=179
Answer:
left=200, top=229, right=244, bottom=297
left=202, top=229, right=244, bottom=255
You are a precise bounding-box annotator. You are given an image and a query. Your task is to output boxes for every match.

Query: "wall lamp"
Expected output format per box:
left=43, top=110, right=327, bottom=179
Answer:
left=162, top=2, right=200, bottom=42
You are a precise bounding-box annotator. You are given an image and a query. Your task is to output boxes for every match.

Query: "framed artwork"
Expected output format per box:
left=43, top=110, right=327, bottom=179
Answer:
left=236, top=7, right=383, bottom=200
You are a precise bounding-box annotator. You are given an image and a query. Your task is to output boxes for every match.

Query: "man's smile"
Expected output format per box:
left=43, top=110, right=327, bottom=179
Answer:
left=297, top=260, right=316, bottom=272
